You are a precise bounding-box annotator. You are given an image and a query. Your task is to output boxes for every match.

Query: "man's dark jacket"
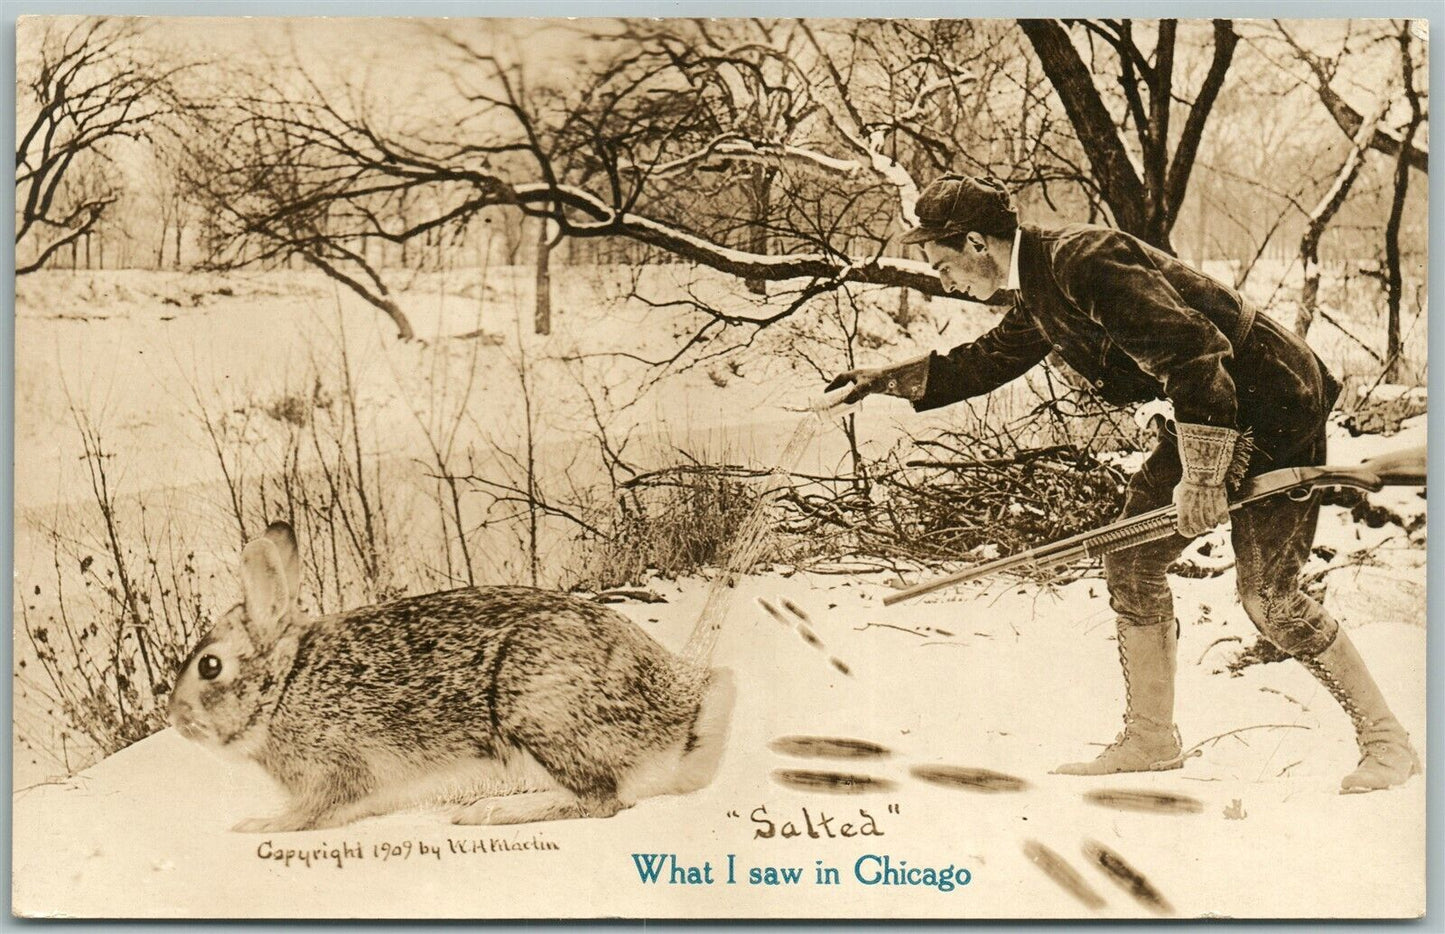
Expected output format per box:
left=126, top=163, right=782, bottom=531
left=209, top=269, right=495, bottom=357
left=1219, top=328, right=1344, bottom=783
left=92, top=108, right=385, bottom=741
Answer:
left=913, top=223, right=1339, bottom=443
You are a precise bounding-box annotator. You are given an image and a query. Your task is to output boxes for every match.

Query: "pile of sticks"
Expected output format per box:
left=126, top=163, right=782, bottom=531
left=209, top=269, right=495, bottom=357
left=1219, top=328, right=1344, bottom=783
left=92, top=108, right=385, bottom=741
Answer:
left=776, top=438, right=1129, bottom=567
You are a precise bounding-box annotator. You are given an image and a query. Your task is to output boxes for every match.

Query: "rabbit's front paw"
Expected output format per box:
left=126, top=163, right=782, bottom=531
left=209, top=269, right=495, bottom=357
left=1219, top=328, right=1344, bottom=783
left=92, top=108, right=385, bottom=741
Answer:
left=232, top=813, right=316, bottom=833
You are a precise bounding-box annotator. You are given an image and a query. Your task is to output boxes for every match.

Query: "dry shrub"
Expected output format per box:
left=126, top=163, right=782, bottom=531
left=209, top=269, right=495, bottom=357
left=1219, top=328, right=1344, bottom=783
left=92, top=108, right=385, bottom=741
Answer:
left=16, top=409, right=213, bottom=774
left=888, top=442, right=1128, bottom=560
left=192, top=332, right=404, bottom=613
left=779, top=384, right=1139, bottom=568
left=1337, top=383, right=1428, bottom=437
left=570, top=469, right=766, bottom=591
left=18, top=522, right=210, bottom=767
left=254, top=375, right=334, bottom=428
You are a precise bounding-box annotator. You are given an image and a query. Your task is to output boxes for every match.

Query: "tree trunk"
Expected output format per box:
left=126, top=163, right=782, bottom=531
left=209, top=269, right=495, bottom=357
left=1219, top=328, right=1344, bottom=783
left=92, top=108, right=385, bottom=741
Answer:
left=1191, top=173, right=1209, bottom=268
left=745, top=166, right=772, bottom=296
left=534, top=217, right=552, bottom=336
left=174, top=222, right=183, bottom=269
left=1296, top=98, right=1385, bottom=337
left=895, top=288, right=912, bottom=329
left=301, top=252, right=416, bottom=340
left=1019, top=19, right=1149, bottom=240
left=1142, top=20, right=1176, bottom=247
left=1383, top=25, right=1424, bottom=382
left=1020, top=19, right=1236, bottom=254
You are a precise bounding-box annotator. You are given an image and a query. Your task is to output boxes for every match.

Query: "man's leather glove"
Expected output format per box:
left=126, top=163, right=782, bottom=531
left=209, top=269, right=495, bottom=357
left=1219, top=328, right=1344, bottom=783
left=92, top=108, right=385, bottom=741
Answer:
left=1174, top=422, right=1237, bottom=537
left=826, top=355, right=930, bottom=405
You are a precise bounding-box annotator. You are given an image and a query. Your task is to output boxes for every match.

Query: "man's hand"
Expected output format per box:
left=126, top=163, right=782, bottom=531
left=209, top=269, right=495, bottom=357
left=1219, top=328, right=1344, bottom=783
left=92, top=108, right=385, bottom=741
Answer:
left=826, top=366, right=888, bottom=405
left=1173, top=480, right=1229, bottom=538
left=826, top=355, right=930, bottom=405
left=1173, top=421, right=1240, bottom=538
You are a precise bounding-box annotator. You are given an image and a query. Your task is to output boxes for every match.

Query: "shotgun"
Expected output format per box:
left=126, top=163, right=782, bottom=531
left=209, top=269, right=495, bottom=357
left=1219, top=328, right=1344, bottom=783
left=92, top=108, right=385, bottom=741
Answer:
left=881, top=445, right=1427, bottom=607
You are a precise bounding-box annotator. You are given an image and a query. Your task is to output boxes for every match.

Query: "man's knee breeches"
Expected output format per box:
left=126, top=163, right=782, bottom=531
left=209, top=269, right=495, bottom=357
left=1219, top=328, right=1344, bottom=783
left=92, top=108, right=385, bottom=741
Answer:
left=1104, top=543, right=1177, bottom=627
left=1232, top=502, right=1338, bottom=656
left=1235, top=587, right=1336, bottom=657
left=1103, top=399, right=1337, bottom=653
left=1104, top=490, right=1337, bottom=655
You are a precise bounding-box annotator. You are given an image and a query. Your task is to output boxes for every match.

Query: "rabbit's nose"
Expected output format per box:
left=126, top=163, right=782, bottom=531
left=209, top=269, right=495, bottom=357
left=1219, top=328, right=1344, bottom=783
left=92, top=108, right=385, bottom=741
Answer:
left=167, top=698, right=191, bottom=726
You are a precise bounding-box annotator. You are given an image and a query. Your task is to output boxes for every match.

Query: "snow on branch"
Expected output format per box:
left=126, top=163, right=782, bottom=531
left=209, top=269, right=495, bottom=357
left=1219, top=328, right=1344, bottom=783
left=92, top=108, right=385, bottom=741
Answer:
left=515, top=181, right=941, bottom=293
left=618, top=134, right=868, bottom=180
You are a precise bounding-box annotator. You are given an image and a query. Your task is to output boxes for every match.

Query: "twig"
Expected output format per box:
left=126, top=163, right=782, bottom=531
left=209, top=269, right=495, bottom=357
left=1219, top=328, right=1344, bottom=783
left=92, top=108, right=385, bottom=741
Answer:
left=1317, top=308, right=1385, bottom=364
left=1197, top=635, right=1243, bottom=665
left=12, top=775, right=89, bottom=797
left=853, top=622, right=929, bottom=638
left=591, top=588, right=667, bottom=604
left=1258, top=686, right=1310, bottom=711
left=1152, top=723, right=1311, bottom=770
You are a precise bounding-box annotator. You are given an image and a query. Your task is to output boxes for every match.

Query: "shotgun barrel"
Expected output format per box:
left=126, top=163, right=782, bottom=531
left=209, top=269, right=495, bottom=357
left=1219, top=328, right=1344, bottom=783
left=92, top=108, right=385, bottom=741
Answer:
left=881, top=445, right=1426, bottom=607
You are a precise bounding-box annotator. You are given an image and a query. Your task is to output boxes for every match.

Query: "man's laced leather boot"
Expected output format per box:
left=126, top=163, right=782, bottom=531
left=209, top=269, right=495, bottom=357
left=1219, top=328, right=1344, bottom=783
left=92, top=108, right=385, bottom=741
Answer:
left=1299, top=631, right=1419, bottom=793
left=1055, top=619, right=1183, bottom=775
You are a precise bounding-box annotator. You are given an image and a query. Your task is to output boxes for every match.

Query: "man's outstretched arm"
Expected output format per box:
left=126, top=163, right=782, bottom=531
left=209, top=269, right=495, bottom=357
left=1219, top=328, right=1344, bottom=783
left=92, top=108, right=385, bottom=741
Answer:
left=827, top=304, right=1049, bottom=409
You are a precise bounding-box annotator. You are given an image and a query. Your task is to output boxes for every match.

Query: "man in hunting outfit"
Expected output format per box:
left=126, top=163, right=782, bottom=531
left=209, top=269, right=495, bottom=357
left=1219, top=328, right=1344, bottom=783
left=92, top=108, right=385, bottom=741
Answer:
left=830, top=174, right=1417, bottom=792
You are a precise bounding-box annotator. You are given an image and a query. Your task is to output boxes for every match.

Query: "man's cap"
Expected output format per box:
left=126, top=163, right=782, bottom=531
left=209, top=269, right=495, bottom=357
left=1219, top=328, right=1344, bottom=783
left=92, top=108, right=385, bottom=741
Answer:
left=900, top=174, right=1018, bottom=245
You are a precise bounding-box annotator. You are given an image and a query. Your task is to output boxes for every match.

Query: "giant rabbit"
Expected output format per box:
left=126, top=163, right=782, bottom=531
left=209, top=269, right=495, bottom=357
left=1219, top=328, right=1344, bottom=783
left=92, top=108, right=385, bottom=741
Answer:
left=169, top=522, right=734, bottom=831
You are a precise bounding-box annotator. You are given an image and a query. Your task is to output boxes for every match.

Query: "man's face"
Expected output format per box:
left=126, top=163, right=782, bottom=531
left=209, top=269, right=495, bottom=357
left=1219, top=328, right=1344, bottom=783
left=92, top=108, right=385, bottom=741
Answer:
left=923, top=233, right=1005, bottom=302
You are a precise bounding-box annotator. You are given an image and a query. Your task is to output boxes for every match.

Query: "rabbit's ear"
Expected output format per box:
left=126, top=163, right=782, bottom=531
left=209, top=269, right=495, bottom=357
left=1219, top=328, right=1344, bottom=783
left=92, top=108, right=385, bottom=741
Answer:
left=260, top=521, right=301, bottom=603
left=240, top=536, right=293, bottom=640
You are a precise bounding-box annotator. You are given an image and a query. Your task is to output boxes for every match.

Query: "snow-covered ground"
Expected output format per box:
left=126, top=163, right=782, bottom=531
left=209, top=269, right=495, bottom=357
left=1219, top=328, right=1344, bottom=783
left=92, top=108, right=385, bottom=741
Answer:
left=13, top=419, right=1427, bottom=919
left=11, top=269, right=1427, bottom=918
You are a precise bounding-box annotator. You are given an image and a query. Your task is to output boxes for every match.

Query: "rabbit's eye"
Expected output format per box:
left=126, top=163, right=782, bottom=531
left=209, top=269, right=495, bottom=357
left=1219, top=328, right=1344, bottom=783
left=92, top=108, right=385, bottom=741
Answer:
left=198, top=655, right=223, bottom=680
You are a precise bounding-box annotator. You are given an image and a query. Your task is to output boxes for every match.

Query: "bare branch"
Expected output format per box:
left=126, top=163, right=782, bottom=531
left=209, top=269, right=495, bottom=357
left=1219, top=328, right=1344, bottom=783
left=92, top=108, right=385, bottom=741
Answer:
left=1274, top=20, right=1428, bottom=173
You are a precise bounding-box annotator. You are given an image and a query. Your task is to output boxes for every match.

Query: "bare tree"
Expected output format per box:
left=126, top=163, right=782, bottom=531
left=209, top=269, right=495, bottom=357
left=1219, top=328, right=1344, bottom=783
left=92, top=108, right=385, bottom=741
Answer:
left=1295, top=96, right=1388, bottom=337
left=140, top=143, right=195, bottom=269
left=15, top=17, right=182, bottom=274
left=615, top=20, right=815, bottom=295
left=1274, top=21, right=1428, bottom=174
left=175, top=22, right=954, bottom=351
left=1019, top=18, right=1238, bottom=251
left=158, top=19, right=1100, bottom=364
left=178, top=72, right=429, bottom=339
left=1382, top=20, right=1425, bottom=382
left=168, top=18, right=1254, bottom=364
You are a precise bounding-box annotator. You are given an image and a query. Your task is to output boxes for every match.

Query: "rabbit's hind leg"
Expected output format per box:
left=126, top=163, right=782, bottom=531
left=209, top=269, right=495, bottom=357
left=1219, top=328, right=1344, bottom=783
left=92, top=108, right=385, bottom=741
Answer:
left=449, top=745, right=625, bottom=824
left=452, top=790, right=625, bottom=825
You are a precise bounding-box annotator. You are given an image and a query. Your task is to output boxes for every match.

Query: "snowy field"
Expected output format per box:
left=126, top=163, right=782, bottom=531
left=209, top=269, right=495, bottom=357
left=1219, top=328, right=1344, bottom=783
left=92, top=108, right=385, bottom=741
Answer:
left=12, top=463, right=1427, bottom=918
left=11, top=267, right=1428, bottom=918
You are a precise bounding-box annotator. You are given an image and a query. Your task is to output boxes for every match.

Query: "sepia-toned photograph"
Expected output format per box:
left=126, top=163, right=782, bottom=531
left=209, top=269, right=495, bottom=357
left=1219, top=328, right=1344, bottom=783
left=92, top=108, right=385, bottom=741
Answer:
left=10, top=12, right=1429, bottom=919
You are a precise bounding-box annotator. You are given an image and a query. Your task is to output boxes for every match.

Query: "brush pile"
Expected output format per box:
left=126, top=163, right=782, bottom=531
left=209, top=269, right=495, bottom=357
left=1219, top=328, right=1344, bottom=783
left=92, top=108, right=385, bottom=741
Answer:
left=778, top=431, right=1131, bottom=569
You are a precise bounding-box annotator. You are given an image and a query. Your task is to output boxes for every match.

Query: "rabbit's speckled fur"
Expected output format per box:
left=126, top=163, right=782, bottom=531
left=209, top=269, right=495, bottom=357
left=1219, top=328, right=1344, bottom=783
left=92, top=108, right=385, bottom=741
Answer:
left=169, top=522, right=734, bottom=832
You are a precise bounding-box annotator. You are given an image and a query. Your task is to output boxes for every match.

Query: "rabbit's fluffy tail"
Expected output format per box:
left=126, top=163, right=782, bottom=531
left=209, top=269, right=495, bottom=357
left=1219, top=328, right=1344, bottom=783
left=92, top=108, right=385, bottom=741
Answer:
left=619, top=666, right=735, bottom=804
left=674, top=666, right=736, bottom=794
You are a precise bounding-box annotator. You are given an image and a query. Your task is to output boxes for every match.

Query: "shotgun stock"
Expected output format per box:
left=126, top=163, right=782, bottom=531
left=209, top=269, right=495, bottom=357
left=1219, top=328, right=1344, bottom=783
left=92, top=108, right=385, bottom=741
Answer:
left=881, top=445, right=1426, bottom=607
